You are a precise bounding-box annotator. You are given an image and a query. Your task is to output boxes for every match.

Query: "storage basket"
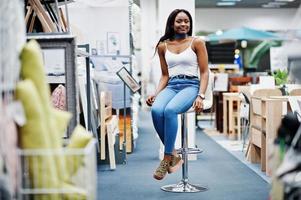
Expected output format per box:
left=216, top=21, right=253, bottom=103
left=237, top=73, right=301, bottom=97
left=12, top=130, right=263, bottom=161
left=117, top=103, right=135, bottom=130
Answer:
left=17, top=139, right=97, bottom=200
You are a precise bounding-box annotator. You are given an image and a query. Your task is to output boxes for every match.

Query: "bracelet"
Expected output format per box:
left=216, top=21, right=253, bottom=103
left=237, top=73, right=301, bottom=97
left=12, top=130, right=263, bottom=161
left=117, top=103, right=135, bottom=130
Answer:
left=197, top=93, right=205, bottom=100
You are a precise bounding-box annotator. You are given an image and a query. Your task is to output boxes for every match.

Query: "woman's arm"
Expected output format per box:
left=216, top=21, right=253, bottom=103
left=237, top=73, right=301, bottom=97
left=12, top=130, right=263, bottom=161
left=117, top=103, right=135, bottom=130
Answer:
left=146, top=42, right=169, bottom=106
left=194, top=38, right=209, bottom=95
left=154, top=42, right=169, bottom=96
left=192, top=37, right=209, bottom=112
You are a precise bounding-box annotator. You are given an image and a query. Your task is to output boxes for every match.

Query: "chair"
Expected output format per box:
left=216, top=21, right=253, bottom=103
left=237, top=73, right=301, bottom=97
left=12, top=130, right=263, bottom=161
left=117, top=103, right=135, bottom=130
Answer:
left=99, top=91, right=118, bottom=170
left=239, top=92, right=251, bottom=151
left=290, top=89, right=301, bottom=96
left=161, top=70, right=214, bottom=193
left=228, top=76, right=252, bottom=92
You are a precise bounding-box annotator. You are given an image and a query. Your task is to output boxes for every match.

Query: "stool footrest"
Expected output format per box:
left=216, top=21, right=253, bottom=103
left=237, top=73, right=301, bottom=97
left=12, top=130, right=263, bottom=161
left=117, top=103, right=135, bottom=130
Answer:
left=161, top=181, right=208, bottom=193
left=176, top=147, right=203, bottom=155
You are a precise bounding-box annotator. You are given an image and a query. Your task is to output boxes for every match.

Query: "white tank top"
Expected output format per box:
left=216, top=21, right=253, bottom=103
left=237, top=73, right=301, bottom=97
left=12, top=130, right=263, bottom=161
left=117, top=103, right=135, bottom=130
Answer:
left=165, top=37, right=199, bottom=77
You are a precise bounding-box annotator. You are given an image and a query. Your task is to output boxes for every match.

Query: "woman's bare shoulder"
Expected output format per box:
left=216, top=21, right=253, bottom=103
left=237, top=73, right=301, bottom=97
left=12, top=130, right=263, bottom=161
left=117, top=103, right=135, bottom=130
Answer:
left=192, top=37, right=206, bottom=52
left=193, top=37, right=205, bottom=46
left=157, top=41, right=166, bottom=54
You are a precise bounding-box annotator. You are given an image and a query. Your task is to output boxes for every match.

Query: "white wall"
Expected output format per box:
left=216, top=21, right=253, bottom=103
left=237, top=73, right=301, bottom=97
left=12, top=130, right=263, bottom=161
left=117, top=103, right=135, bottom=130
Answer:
left=68, top=3, right=130, bottom=55
left=195, top=8, right=299, bottom=32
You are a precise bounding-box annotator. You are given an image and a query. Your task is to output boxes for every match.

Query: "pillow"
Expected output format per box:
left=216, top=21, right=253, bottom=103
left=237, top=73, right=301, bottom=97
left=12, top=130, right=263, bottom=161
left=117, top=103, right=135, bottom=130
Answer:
left=20, top=40, right=67, bottom=181
left=65, top=125, right=93, bottom=181
left=15, top=80, right=60, bottom=199
left=51, top=84, right=67, bottom=110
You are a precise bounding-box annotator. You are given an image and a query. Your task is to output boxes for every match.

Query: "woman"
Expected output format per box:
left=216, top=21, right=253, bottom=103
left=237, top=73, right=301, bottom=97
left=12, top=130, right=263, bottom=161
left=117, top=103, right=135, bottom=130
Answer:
left=146, top=9, right=209, bottom=180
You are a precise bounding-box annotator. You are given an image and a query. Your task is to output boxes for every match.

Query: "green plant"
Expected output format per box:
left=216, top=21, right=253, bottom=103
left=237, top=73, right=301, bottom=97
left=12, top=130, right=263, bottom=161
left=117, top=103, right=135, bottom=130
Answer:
left=272, top=69, right=288, bottom=85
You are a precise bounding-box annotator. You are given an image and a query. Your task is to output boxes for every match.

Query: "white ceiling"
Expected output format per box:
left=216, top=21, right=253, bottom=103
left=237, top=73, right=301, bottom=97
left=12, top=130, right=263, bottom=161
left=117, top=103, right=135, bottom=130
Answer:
left=134, top=0, right=301, bottom=8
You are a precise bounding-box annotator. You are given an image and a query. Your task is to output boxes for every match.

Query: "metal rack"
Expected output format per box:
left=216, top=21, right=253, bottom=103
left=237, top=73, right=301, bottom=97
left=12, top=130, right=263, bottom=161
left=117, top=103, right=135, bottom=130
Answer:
left=76, top=44, right=101, bottom=152
left=17, top=139, right=97, bottom=200
left=77, top=45, right=92, bottom=132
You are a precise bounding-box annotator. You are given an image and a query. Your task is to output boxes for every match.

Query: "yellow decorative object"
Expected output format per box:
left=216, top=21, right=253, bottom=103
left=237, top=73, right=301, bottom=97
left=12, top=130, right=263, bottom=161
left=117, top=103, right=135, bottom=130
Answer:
left=65, top=125, right=93, bottom=180
left=62, top=183, right=87, bottom=200
left=20, top=40, right=67, bottom=181
left=52, top=108, right=72, bottom=137
left=16, top=80, right=60, bottom=199
left=20, top=40, right=52, bottom=107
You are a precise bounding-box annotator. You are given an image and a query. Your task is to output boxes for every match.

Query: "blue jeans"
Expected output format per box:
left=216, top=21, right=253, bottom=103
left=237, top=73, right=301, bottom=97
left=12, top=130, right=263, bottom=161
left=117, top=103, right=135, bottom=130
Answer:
left=151, top=77, right=199, bottom=155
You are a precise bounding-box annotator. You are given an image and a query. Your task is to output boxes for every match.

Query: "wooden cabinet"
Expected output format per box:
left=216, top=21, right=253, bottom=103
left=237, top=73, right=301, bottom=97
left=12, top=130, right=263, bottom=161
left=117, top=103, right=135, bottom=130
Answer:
left=248, top=96, right=285, bottom=175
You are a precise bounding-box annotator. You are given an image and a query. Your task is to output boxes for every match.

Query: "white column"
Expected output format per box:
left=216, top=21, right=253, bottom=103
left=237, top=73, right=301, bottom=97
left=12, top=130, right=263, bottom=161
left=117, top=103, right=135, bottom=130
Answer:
left=140, top=0, right=158, bottom=107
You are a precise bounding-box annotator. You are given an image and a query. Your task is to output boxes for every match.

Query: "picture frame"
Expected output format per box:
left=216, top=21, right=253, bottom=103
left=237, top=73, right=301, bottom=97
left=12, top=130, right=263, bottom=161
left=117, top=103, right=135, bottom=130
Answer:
left=107, top=32, right=120, bottom=54
left=27, top=35, right=78, bottom=138
left=116, top=67, right=140, bottom=93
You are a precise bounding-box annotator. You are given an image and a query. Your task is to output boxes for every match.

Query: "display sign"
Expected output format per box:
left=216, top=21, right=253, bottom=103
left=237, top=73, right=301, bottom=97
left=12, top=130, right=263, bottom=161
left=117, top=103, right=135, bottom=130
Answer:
left=116, top=67, right=140, bottom=93
left=270, top=47, right=288, bottom=72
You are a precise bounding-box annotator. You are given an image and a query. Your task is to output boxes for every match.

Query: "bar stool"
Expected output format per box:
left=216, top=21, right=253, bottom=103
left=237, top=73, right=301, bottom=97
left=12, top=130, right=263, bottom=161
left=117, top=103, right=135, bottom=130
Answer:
left=161, top=71, right=214, bottom=193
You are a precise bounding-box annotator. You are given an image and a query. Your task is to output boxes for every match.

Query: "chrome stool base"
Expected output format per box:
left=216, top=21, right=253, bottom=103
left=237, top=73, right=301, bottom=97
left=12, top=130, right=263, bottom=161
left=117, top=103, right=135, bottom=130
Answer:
left=176, top=147, right=203, bottom=154
left=161, top=181, right=208, bottom=193
left=161, top=112, right=209, bottom=193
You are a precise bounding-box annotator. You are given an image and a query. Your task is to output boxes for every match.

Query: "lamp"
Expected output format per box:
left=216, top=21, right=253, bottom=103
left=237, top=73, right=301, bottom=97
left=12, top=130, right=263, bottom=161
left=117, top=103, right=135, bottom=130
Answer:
left=241, top=40, right=248, bottom=48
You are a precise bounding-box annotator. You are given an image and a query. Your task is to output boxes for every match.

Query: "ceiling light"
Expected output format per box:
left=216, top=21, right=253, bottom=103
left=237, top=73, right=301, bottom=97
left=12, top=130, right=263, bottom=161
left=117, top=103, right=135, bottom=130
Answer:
left=268, top=2, right=287, bottom=5
left=262, top=4, right=280, bottom=8
left=216, top=30, right=223, bottom=35
left=241, top=40, right=247, bottom=48
left=217, top=2, right=236, bottom=6
left=275, top=0, right=295, bottom=2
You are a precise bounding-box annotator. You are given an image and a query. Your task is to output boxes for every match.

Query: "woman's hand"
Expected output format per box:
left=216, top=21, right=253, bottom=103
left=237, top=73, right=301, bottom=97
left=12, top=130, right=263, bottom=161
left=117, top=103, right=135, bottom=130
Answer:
left=146, top=95, right=156, bottom=107
left=193, top=96, right=203, bottom=113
